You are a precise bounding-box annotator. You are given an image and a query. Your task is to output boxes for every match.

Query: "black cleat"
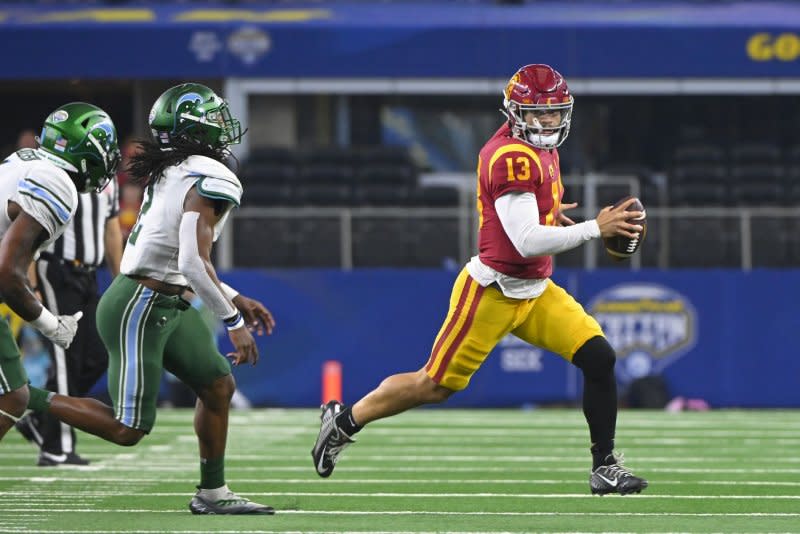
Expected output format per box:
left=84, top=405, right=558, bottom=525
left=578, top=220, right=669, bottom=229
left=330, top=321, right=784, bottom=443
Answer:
left=15, top=414, right=42, bottom=446
left=37, top=451, right=90, bottom=467
left=189, top=489, right=275, bottom=515
left=590, top=453, right=648, bottom=495
left=311, top=400, right=354, bottom=478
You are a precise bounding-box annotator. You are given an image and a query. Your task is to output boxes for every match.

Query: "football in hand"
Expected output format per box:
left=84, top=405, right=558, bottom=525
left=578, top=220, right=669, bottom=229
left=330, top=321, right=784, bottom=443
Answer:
left=603, top=196, right=647, bottom=260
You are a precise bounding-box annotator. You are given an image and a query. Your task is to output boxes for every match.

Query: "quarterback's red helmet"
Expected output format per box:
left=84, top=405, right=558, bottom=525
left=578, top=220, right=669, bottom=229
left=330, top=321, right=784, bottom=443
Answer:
left=502, top=64, right=574, bottom=149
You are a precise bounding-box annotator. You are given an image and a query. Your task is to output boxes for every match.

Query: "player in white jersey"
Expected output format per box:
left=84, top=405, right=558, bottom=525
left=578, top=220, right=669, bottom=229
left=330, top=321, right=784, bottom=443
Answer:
left=23, top=84, right=276, bottom=515
left=119, top=153, right=242, bottom=284
left=0, top=102, right=120, bottom=440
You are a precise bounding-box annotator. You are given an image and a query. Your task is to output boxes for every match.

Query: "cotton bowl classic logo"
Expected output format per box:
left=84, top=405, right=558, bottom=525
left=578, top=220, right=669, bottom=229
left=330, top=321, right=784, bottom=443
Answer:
left=588, top=283, right=697, bottom=384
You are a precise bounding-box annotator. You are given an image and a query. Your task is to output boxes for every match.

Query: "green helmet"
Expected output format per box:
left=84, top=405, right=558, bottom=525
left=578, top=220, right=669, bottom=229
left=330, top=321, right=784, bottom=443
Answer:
left=148, top=83, right=243, bottom=150
left=36, top=102, right=120, bottom=193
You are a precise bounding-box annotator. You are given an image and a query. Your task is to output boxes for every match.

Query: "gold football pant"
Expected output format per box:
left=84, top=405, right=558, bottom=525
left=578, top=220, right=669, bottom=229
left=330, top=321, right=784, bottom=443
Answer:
left=424, top=268, right=604, bottom=391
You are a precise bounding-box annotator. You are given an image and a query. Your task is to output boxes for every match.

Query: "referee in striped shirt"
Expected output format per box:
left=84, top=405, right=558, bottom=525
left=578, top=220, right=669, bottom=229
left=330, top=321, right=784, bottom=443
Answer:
left=16, top=178, right=123, bottom=465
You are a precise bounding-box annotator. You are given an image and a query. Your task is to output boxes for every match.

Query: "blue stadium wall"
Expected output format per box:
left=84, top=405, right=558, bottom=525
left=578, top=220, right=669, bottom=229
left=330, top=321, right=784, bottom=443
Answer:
left=98, top=268, right=797, bottom=409
left=3, top=3, right=800, bottom=80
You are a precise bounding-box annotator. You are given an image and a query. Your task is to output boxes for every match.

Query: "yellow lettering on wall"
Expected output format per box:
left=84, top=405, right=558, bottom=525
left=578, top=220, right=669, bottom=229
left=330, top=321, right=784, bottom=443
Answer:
left=30, top=9, right=154, bottom=22
left=175, top=9, right=331, bottom=22
left=747, top=32, right=800, bottom=62
left=774, top=33, right=800, bottom=61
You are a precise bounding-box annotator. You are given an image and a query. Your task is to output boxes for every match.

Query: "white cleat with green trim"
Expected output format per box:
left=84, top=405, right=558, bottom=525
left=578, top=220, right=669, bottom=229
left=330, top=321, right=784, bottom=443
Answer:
left=189, top=488, right=275, bottom=515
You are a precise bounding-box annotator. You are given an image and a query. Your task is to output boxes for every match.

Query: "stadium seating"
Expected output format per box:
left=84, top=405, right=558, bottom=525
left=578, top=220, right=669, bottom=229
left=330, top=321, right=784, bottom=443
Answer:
left=730, top=165, right=784, bottom=206
left=668, top=217, right=739, bottom=267
left=239, top=148, right=299, bottom=205
left=730, top=142, right=782, bottom=165
left=233, top=217, right=297, bottom=267
left=241, top=145, right=441, bottom=208
left=296, top=163, right=354, bottom=205
left=406, top=218, right=460, bottom=267
left=294, top=218, right=343, bottom=267
left=353, top=164, right=415, bottom=206
left=236, top=145, right=463, bottom=267
left=750, top=217, right=791, bottom=267
left=352, top=218, right=415, bottom=267
left=786, top=165, right=800, bottom=205
left=672, top=143, right=726, bottom=166
left=668, top=164, right=729, bottom=206
left=409, top=185, right=459, bottom=207
left=238, top=132, right=800, bottom=268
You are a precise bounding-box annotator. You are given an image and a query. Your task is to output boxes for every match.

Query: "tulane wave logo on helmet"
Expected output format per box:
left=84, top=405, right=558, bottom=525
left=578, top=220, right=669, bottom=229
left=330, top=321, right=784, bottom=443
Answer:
left=176, top=92, right=203, bottom=109
left=588, top=283, right=697, bottom=384
left=96, top=120, right=116, bottom=143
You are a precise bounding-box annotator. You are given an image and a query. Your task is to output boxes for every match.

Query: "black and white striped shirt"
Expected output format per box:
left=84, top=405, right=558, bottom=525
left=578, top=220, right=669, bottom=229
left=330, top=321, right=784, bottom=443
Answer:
left=46, top=177, right=119, bottom=268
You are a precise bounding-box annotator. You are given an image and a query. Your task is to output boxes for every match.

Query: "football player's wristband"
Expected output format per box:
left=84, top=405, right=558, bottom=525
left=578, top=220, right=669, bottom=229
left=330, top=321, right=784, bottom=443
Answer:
left=224, top=311, right=245, bottom=331
left=31, top=307, right=59, bottom=335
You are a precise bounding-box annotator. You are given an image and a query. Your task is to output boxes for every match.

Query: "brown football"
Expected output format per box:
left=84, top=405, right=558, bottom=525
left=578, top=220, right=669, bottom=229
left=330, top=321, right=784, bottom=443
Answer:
left=603, top=196, right=647, bottom=260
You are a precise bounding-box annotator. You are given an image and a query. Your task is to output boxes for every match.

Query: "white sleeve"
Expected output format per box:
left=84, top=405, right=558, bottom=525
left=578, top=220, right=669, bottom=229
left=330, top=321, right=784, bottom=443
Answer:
left=16, top=174, right=76, bottom=240
left=495, top=192, right=600, bottom=257
left=219, top=282, right=239, bottom=300
left=178, top=211, right=239, bottom=322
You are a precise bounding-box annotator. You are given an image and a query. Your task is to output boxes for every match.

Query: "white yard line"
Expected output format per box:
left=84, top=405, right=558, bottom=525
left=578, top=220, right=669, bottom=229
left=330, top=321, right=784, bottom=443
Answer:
left=0, top=508, right=799, bottom=517
left=0, top=531, right=639, bottom=534
left=5, top=465, right=800, bottom=477
left=4, top=478, right=800, bottom=489
left=2, top=491, right=800, bottom=500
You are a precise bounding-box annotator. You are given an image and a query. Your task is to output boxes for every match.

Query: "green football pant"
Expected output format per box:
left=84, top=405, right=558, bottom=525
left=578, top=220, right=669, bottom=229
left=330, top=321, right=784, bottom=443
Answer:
left=0, top=316, right=25, bottom=394
left=97, top=275, right=231, bottom=432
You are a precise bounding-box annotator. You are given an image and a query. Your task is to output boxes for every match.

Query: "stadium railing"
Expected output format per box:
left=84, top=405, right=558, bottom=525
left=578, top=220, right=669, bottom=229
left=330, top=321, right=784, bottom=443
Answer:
left=217, top=174, right=800, bottom=270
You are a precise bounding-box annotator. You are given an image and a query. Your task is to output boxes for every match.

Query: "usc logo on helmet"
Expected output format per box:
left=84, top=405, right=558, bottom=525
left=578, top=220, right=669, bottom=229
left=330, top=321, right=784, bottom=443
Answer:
left=504, top=73, right=530, bottom=101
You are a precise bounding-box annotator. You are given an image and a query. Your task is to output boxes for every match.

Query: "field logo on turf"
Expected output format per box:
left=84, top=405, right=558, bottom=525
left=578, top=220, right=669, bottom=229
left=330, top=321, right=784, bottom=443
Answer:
left=588, top=283, right=697, bottom=383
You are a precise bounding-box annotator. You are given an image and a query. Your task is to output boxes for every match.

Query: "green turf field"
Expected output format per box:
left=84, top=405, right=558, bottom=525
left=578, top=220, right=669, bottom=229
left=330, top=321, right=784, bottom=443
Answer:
left=1, top=408, right=799, bottom=533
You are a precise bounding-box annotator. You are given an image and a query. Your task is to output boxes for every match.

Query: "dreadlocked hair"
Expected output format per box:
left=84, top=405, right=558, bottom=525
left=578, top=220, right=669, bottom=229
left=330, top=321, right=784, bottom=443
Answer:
left=126, top=135, right=239, bottom=186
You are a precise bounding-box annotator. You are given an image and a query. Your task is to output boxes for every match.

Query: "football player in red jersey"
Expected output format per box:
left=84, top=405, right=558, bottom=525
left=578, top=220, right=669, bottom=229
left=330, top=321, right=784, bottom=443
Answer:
left=312, top=64, right=648, bottom=495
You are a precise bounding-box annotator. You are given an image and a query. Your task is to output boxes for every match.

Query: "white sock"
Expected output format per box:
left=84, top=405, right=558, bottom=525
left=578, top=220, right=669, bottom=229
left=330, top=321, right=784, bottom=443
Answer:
left=197, top=484, right=230, bottom=501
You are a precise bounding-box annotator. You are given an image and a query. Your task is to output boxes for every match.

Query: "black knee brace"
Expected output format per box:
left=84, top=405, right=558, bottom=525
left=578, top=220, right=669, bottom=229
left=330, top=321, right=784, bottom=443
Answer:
left=572, top=336, right=616, bottom=381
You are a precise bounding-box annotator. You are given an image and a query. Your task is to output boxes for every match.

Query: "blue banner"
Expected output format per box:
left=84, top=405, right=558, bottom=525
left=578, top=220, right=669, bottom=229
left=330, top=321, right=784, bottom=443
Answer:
left=2, top=3, right=799, bottom=79
left=92, top=267, right=800, bottom=408
left=580, top=270, right=800, bottom=408
left=195, top=268, right=798, bottom=409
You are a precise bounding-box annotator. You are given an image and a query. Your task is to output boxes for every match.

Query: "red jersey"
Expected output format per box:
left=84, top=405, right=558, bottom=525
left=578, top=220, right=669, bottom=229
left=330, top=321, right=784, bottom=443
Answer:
left=476, top=124, right=564, bottom=279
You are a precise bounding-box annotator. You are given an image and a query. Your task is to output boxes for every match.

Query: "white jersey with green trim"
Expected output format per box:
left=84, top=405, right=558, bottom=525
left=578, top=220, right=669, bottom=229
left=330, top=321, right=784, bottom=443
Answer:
left=0, top=149, right=78, bottom=255
left=120, top=155, right=242, bottom=286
